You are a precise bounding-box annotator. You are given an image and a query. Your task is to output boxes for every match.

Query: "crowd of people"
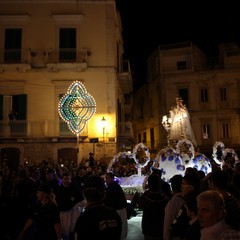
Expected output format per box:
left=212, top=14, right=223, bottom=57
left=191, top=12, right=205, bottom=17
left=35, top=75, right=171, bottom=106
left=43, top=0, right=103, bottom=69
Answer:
left=0, top=154, right=129, bottom=240
left=138, top=164, right=240, bottom=240
left=1, top=154, right=240, bottom=240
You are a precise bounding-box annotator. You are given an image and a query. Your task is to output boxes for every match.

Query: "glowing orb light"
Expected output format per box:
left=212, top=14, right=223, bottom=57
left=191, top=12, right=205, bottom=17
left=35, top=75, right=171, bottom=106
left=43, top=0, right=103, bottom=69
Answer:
left=58, top=81, right=96, bottom=135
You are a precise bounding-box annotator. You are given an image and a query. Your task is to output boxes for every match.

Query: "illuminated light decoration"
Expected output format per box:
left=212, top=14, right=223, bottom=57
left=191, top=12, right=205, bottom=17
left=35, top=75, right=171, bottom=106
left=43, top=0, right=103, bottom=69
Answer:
left=176, top=139, right=195, bottom=164
left=212, top=141, right=225, bottom=166
left=58, top=81, right=96, bottom=135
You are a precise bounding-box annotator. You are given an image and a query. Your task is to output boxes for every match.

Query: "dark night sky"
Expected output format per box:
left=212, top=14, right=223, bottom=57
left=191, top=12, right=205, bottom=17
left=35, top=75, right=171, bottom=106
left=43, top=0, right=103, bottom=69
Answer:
left=116, top=1, right=240, bottom=89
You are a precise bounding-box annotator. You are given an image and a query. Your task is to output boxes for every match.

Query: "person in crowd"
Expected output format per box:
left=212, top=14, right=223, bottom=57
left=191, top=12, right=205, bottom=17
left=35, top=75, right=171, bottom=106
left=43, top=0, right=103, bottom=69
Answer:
left=17, top=183, right=62, bottom=240
left=72, top=167, right=86, bottom=196
left=55, top=172, right=85, bottom=240
left=185, top=167, right=198, bottom=176
left=207, top=169, right=240, bottom=230
left=138, top=173, right=168, bottom=240
left=197, top=190, right=240, bottom=240
left=169, top=172, right=201, bottom=239
left=142, top=168, right=172, bottom=199
left=43, top=168, right=59, bottom=194
left=164, top=174, right=184, bottom=240
left=184, top=191, right=201, bottom=240
left=88, top=152, right=95, bottom=168
left=104, top=172, right=128, bottom=240
left=74, top=175, right=122, bottom=240
left=19, top=167, right=42, bottom=221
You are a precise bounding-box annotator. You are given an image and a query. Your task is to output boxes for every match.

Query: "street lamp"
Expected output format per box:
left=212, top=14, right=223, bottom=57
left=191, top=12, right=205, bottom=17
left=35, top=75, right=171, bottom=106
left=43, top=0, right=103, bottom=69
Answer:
left=101, top=116, right=107, bottom=142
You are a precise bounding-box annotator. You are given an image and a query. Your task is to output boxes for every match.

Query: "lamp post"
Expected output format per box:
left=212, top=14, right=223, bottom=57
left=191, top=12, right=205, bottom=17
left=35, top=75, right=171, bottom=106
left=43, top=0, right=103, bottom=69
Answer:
left=101, top=116, right=107, bottom=142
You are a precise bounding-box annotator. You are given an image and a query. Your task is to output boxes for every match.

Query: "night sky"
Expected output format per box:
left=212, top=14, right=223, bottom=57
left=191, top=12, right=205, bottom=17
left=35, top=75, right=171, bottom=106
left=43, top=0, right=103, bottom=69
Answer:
left=116, top=1, right=240, bottom=89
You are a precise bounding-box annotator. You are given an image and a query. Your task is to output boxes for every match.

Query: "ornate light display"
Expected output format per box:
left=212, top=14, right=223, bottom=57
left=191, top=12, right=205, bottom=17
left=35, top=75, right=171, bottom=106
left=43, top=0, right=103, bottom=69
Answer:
left=58, top=81, right=96, bottom=135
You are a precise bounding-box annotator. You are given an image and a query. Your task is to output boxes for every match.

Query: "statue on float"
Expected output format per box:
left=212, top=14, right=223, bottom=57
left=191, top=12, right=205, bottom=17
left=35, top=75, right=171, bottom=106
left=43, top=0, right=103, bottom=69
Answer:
left=157, top=97, right=212, bottom=182
left=168, top=96, right=197, bottom=147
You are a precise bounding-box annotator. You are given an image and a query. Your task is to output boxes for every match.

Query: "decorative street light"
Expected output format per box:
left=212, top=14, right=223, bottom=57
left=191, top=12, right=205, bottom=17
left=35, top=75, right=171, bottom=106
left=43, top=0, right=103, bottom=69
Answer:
left=58, top=81, right=96, bottom=160
left=101, top=116, right=107, bottom=142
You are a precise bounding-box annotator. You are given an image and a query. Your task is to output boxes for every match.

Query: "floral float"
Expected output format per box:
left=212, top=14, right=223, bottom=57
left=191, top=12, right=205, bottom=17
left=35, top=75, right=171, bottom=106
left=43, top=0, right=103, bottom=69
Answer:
left=155, top=147, right=185, bottom=182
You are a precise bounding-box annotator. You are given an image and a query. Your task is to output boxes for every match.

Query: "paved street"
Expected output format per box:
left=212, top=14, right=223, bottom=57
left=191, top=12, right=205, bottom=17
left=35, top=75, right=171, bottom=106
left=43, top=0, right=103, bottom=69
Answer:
left=126, top=210, right=144, bottom=240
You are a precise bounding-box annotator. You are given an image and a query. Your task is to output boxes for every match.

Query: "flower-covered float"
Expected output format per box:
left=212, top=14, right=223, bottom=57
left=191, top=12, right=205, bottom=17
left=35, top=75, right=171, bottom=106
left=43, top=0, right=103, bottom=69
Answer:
left=212, top=141, right=239, bottom=169
left=154, top=139, right=212, bottom=182
left=107, top=143, right=151, bottom=195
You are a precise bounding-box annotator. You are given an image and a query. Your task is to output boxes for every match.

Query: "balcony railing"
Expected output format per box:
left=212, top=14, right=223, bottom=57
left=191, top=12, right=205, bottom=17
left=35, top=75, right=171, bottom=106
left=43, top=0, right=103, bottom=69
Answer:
left=118, top=121, right=133, bottom=138
left=0, top=48, right=89, bottom=65
left=0, top=120, right=88, bottom=138
left=0, top=120, right=27, bottom=137
left=4, top=49, right=22, bottom=63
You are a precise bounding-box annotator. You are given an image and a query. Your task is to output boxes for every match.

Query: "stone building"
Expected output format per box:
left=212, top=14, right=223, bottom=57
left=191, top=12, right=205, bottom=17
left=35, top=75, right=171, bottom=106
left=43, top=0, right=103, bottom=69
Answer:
left=133, top=41, right=240, bottom=157
left=0, top=0, right=133, bottom=168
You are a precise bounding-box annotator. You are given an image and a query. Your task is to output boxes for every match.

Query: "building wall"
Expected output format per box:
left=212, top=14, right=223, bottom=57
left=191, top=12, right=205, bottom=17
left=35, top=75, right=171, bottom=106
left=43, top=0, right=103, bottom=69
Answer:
left=134, top=41, right=240, bottom=156
left=0, top=0, right=129, bottom=166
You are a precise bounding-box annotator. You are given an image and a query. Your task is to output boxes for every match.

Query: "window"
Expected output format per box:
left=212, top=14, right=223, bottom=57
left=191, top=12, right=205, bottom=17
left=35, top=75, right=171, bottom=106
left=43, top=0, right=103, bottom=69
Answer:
left=179, top=88, right=188, bottom=107
left=0, top=94, right=27, bottom=136
left=220, top=88, right=227, bottom=101
left=4, top=28, right=22, bottom=63
left=222, top=123, right=229, bottom=138
left=59, top=28, right=76, bottom=62
left=143, top=132, right=146, bottom=143
left=138, top=133, right=141, bottom=143
left=138, top=98, right=144, bottom=119
left=177, top=61, right=187, bottom=70
left=149, top=97, right=154, bottom=117
left=150, top=128, right=154, bottom=150
left=201, top=88, right=208, bottom=103
left=202, top=124, right=210, bottom=139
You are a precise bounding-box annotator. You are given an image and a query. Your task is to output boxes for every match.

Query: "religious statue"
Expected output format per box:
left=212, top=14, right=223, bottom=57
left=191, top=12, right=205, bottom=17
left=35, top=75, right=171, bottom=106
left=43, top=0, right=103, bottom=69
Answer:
left=168, top=97, right=197, bottom=147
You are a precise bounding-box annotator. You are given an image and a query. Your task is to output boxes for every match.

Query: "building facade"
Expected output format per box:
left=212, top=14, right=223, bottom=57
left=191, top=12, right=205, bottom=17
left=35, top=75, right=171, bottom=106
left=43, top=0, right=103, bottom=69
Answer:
left=0, top=0, right=133, bottom=168
left=133, top=41, right=240, bottom=157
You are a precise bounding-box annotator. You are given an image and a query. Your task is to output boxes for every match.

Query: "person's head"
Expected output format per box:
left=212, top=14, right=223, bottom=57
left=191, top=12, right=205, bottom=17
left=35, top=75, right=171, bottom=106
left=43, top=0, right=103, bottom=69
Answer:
left=152, top=168, right=163, bottom=178
left=185, top=167, right=198, bottom=176
left=30, top=168, right=41, bottom=181
left=197, top=170, right=206, bottom=180
left=197, top=190, right=226, bottom=228
left=170, top=174, right=183, bottom=193
left=105, top=172, right=115, bottom=186
left=45, top=168, right=54, bottom=181
left=181, top=173, right=200, bottom=196
left=83, top=175, right=106, bottom=203
left=37, top=183, right=55, bottom=204
left=207, top=170, right=229, bottom=191
left=147, top=173, right=161, bottom=192
left=62, top=172, right=71, bottom=187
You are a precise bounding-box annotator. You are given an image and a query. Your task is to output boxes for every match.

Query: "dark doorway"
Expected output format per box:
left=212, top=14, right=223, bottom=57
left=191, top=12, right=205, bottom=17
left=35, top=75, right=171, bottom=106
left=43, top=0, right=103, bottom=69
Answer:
left=1, top=147, right=20, bottom=171
left=58, top=148, right=77, bottom=168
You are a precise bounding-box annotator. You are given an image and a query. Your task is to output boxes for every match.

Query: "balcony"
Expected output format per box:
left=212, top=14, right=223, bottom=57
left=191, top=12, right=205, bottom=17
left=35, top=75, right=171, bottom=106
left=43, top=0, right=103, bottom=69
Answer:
left=117, top=121, right=134, bottom=147
left=0, top=48, right=89, bottom=70
left=0, top=120, right=88, bottom=138
left=117, top=60, right=133, bottom=94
